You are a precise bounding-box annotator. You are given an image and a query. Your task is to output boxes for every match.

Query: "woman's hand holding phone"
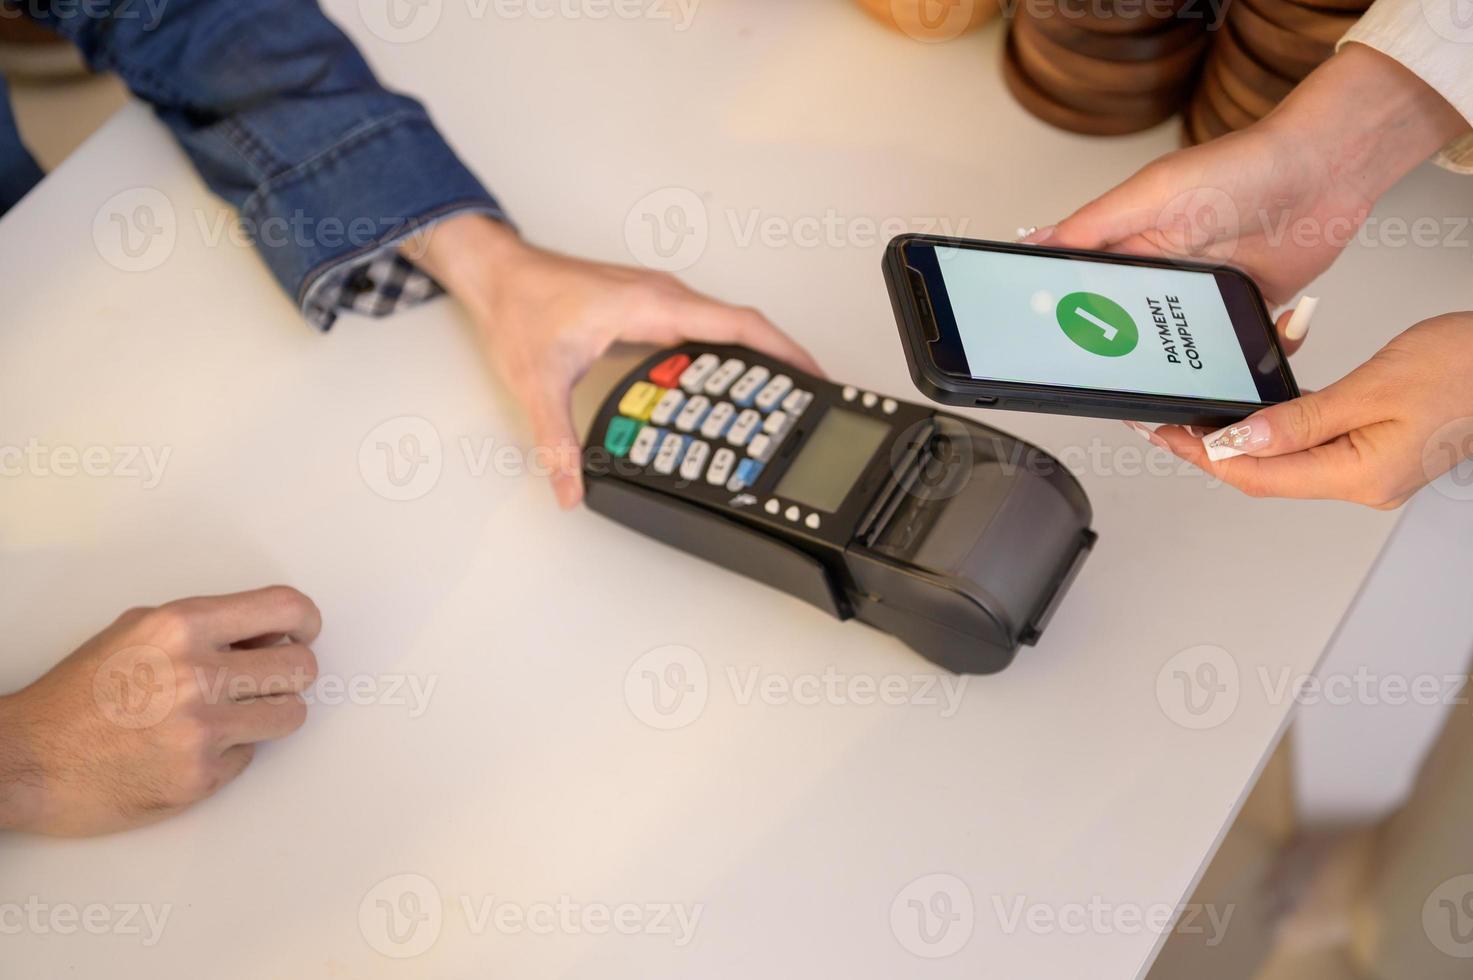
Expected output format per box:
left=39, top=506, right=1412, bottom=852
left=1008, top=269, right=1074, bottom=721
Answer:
left=1027, top=45, right=1467, bottom=305
left=1030, top=44, right=1472, bottom=507
left=1153, top=314, right=1473, bottom=508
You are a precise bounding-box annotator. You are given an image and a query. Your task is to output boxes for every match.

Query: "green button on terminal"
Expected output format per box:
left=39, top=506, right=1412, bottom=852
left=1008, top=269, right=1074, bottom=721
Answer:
left=604, top=417, right=642, bottom=458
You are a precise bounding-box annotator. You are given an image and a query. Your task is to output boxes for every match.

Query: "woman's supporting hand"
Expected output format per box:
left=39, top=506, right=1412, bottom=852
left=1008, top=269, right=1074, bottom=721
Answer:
left=1153, top=312, right=1473, bottom=508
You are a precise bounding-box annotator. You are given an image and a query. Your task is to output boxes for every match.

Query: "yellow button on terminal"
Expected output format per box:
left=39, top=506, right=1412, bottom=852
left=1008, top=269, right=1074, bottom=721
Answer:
left=618, top=381, right=666, bottom=421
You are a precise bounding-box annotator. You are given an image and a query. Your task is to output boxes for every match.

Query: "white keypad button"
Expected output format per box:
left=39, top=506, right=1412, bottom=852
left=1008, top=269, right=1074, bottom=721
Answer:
left=781, top=389, right=813, bottom=416
left=784, top=505, right=801, bottom=522
left=762, top=410, right=789, bottom=436
left=679, top=440, right=711, bottom=481
left=728, top=365, right=771, bottom=406
left=679, top=353, right=720, bottom=393
left=842, top=385, right=858, bottom=402
left=747, top=432, right=773, bottom=461
left=754, top=375, right=793, bottom=412
left=674, top=394, right=711, bottom=433
left=653, top=433, right=689, bottom=475
left=764, top=498, right=781, bottom=515
left=706, top=447, right=737, bottom=486
left=726, top=409, right=762, bottom=447
left=703, top=358, right=746, bottom=396
left=629, top=426, right=661, bottom=467
left=805, top=513, right=821, bottom=530
left=861, top=391, right=878, bottom=409
left=700, top=401, right=736, bottom=439
left=649, top=388, right=686, bottom=427
left=882, top=398, right=898, bottom=415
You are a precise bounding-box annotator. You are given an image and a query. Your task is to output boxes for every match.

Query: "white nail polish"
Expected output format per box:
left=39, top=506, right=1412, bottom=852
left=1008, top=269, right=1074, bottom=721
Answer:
left=1016, top=226, right=1037, bottom=241
left=1202, top=420, right=1271, bottom=462
left=1203, top=438, right=1246, bottom=462
left=1284, top=296, right=1318, bottom=342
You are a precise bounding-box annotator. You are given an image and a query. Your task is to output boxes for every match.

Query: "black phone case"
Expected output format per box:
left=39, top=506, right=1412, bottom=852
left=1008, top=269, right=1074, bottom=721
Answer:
left=883, top=234, right=1299, bottom=428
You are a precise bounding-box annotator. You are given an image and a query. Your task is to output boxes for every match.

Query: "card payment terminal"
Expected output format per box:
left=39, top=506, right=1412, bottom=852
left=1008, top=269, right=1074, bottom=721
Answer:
left=583, top=344, right=1096, bottom=674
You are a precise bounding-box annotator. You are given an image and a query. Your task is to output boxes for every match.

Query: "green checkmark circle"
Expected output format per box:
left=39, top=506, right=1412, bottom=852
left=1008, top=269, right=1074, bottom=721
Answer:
left=1057, top=291, right=1139, bottom=357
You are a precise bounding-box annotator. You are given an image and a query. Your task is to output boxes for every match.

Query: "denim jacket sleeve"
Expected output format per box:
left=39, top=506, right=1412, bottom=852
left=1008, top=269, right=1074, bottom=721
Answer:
left=30, top=0, right=508, bottom=328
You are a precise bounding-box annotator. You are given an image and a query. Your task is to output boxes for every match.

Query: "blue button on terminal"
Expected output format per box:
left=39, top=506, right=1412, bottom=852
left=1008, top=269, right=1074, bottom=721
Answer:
left=733, top=458, right=765, bottom=490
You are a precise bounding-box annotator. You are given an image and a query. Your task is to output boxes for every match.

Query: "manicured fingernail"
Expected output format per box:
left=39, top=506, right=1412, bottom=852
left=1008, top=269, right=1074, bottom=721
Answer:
left=553, top=475, right=580, bottom=509
left=1187, top=425, right=1209, bottom=438
left=1203, top=418, right=1271, bottom=461
left=1020, top=224, right=1056, bottom=245
left=1125, top=420, right=1168, bottom=449
left=1285, top=296, right=1318, bottom=342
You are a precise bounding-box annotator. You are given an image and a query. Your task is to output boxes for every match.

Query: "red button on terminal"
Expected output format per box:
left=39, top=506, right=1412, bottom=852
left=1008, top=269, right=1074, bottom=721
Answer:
left=649, top=353, right=692, bottom=389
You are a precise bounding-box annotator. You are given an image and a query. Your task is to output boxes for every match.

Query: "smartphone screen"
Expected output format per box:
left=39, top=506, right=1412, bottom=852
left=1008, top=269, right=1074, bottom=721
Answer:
left=905, top=242, right=1292, bottom=405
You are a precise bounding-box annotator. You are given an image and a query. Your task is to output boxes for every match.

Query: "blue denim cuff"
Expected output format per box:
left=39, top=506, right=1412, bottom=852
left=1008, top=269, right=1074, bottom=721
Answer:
left=236, top=110, right=507, bottom=330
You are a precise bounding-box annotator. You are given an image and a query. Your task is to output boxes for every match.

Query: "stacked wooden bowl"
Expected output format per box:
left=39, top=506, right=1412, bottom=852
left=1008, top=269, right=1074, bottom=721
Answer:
left=1186, top=0, right=1365, bottom=142
left=1003, top=0, right=1213, bottom=135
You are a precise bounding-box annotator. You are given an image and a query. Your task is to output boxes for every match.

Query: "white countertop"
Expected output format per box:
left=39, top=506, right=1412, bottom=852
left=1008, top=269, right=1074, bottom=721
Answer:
left=2, top=3, right=1466, bottom=976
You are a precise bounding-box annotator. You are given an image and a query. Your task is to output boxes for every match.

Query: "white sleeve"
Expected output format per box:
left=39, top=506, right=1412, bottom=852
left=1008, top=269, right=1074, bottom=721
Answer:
left=1338, top=0, right=1473, bottom=173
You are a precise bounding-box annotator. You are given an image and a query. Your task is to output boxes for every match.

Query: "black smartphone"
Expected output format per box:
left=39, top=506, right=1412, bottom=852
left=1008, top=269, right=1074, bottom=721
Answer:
left=883, top=234, right=1299, bottom=427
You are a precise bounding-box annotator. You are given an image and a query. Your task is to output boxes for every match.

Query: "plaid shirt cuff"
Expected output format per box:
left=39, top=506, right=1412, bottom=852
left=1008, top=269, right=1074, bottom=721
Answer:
left=299, top=206, right=507, bottom=330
